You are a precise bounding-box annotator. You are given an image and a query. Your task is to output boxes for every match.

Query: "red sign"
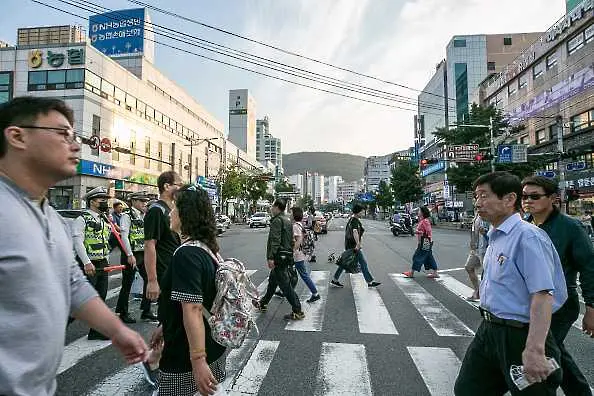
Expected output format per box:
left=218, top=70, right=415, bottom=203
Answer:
left=100, top=138, right=112, bottom=153
left=88, top=135, right=100, bottom=150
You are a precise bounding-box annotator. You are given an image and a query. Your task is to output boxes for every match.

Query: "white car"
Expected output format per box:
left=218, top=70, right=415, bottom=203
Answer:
left=249, top=212, right=270, bottom=228
left=217, top=214, right=231, bottom=229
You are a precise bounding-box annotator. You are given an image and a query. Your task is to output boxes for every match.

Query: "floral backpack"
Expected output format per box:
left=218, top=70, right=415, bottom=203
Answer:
left=175, top=240, right=259, bottom=348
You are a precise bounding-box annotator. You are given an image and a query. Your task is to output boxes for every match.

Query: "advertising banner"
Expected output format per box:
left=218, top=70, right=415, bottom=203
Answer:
left=89, top=8, right=145, bottom=57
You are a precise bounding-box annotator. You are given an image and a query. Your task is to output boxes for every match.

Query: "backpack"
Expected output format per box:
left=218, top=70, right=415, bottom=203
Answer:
left=297, top=222, right=315, bottom=256
left=174, top=240, right=259, bottom=349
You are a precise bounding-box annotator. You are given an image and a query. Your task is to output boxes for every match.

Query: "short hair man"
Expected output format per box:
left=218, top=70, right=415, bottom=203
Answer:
left=455, top=172, right=567, bottom=395
left=0, top=97, right=146, bottom=396
left=464, top=212, right=489, bottom=301
left=253, top=199, right=305, bottom=320
left=522, top=175, right=593, bottom=395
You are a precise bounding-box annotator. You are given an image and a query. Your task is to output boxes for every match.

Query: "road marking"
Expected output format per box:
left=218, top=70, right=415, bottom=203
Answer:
left=286, top=271, right=329, bottom=332
left=86, top=364, right=144, bottom=396
left=246, top=269, right=257, bottom=277
left=437, top=274, right=587, bottom=332
left=407, top=347, right=461, bottom=396
left=106, top=286, right=122, bottom=301
left=437, top=267, right=466, bottom=273
left=350, top=275, right=399, bottom=335
left=391, top=274, right=474, bottom=337
left=314, top=343, right=373, bottom=396
left=224, top=340, right=280, bottom=395
left=58, top=336, right=111, bottom=375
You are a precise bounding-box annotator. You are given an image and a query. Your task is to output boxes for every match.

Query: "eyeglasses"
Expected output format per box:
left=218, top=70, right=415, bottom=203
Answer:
left=19, top=125, right=82, bottom=145
left=521, top=193, right=549, bottom=201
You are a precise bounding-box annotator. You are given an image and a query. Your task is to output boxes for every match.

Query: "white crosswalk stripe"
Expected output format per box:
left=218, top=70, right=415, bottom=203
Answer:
left=286, top=271, right=329, bottom=332
left=223, top=340, right=280, bottom=395
left=350, top=274, right=399, bottom=334
left=390, top=274, right=474, bottom=337
left=314, top=343, right=373, bottom=396
left=407, top=346, right=462, bottom=396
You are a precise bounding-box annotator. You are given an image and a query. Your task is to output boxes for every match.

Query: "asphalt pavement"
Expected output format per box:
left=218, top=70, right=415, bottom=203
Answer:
left=56, top=217, right=593, bottom=395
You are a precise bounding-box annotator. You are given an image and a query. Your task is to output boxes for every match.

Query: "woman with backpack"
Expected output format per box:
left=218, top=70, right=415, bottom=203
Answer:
left=151, top=184, right=227, bottom=396
left=292, top=207, right=321, bottom=303
left=402, top=206, right=439, bottom=278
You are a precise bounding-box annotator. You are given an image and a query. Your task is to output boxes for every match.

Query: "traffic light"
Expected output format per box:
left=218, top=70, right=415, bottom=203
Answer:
left=420, top=158, right=439, bottom=168
left=474, top=154, right=483, bottom=162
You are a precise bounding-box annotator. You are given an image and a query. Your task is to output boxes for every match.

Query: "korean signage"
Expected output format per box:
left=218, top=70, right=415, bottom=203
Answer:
left=78, top=159, right=158, bottom=186
left=564, top=172, right=594, bottom=190
left=420, top=161, right=445, bottom=177
left=548, top=0, right=593, bottom=42
left=446, top=144, right=479, bottom=162
left=497, top=145, right=527, bottom=163
left=28, top=48, right=85, bottom=69
left=566, top=161, right=587, bottom=171
left=89, top=8, right=145, bottom=57
left=196, top=176, right=219, bottom=203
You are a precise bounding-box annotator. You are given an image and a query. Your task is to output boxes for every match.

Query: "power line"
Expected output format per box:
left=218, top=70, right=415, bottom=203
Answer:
left=31, top=0, right=448, bottom=116
left=58, top=0, right=454, bottom=113
left=128, top=0, right=457, bottom=103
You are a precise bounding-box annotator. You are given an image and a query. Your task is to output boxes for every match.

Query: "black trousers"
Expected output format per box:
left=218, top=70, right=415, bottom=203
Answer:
left=551, top=293, right=592, bottom=396
left=455, top=320, right=562, bottom=395
left=81, top=258, right=109, bottom=336
left=260, top=265, right=302, bottom=313
left=116, top=251, right=151, bottom=315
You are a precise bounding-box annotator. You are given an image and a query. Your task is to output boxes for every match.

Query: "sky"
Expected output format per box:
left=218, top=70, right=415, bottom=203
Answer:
left=0, top=0, right=566, bottom=157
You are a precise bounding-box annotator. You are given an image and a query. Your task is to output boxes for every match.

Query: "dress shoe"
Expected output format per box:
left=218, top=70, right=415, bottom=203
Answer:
left=141, top=311, right=159, bottom=322
left=119, top=313, right=137, bottom=324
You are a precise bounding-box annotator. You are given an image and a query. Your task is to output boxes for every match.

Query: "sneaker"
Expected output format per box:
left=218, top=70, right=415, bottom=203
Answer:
left=330, top=279, right=344, bottom=288
left=274, top=291, right=285, bottom=298
left=426, top=273, right=440, bottom=279
left=402, top=271, right=414, bottom=278
left=139, top=361, right=158, bottom=389
left=283, top=311, right=305, bottom=320
left=251, top=299, right=267, bottom=312
left=307, top=294, right=321, bottom=303
left=141, top=312, right=159, bottom=322
left=309, top=256, right=317, bottom=263
left=119, top=313, right=137, bottom=324
left=367, top=281, right=381, bottom=287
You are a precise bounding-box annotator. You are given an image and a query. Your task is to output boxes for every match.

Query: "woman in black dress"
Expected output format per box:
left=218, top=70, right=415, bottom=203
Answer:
left=152, top=184, right=226, bottom=396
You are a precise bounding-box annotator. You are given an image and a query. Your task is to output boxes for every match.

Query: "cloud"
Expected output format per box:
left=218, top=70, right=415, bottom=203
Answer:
left=241, top=0, right=565, bottom=157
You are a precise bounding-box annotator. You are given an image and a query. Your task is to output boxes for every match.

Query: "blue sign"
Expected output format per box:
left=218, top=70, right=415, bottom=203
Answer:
left=196, top=176, right=219, bottom=203
left=566, top=161, right=586, bottom=171
left=356, top=192, right=375, bottom=203
left=78, top=159, right=114, bottom=178
left=89, top=8, right=145, bottom=58
left=420, top=161, right=445, bottom=177
left=536, top=170, right=556, bottom=178
left=497, top=145, right=513, bottom=163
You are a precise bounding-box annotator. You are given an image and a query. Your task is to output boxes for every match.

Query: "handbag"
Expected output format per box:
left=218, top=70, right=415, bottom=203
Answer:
left=274, top=216, right=294, bottom=267
left=420, top=235, right=433, bottom=251
left=288, top=265, right=298, bottom=288
left=336, top=249, right=361, bottom=273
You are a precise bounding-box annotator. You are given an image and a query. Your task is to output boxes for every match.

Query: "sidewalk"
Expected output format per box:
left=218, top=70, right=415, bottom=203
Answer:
left=433, top=221, right=469, bottom=232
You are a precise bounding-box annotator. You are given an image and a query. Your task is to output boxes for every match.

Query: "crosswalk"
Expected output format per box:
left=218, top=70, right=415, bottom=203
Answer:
left=59, top=268, right=590, bottom=396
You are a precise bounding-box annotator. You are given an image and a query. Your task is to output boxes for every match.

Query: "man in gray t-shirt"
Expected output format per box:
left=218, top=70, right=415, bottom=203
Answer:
left=0, top=97, right=147, bottom=396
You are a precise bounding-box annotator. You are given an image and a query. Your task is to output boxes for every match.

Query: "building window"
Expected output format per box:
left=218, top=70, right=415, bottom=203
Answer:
left=455, top=63, right=469, bottom=122
left=519, top=135, right=529, bottom=145
left=66, top=69, right=84, bottom=88
left=453, top=39, right=466, bottom=48
left=0, top=72, right=13, bottom=104
left=84, top=70, right=101, bottom=94
left=100, top=79, right=114, bottom=99
left=546, top=52, right=558, bottom=69
left=130, top=131, right=136, bottom=165
left=91, top=115, right=100, bottom=156
left=504, top=37, right=512, bottom=46
left=519, top=73, right=528, bottom=89
left=568, top=33, right=585, bottom=55
left=549, top=124, right=558, bottom=141
left=145, top=138, right=151, bottom=169
left=586, top=23, right=594, bottom=44
left=533, top=60, right=545, bottom=79
left=536, top=129, right=547, bottom=144
left=508, top=83, right=517, bottom=96
left=114, top=87, right=124, bottom=105
left=157, top=142, right=163, bottom=172
left=487, top=62, right=496, bottom=71
left=571, top=110, right=592, bottom=132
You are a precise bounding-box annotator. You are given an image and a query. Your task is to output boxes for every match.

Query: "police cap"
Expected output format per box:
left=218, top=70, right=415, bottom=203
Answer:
left=128, top=191, right=150, bottom=201
left=84, top=186, right=111, bottom=201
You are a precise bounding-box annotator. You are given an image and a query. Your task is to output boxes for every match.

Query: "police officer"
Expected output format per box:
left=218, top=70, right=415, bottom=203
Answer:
left=455, top=172, right=568, bottom=395
left=115, top=191, right=158, bottom=323
left=72, top=186, right=113, bottom=340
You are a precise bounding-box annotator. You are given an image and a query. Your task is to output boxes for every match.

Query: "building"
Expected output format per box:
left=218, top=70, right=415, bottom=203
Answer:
left=229, top=89, right=257, bottom=161
left=0, top=13, right=261, bottom=209
left=308, top=173, right=325, bottom=205
left=568, top=0, right=582, bottom=12
left=480, top=1, right=594, bottom=210
left=325, top=176, right=344, bottom=203
left=337, top=180, right=362, bottom=203
left=256, top=116, right=283, bottom=181
left=18, top=25, right=86, bottom=47
left=364, top=153, right=393, bottom=192
left=287, top=174, right=305, bottom=196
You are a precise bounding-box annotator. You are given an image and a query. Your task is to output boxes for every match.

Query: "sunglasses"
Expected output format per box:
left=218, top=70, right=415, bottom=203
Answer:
left=521, top=193, right=550, bottom=201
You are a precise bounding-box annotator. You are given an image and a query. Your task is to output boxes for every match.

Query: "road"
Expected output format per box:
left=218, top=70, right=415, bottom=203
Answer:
left=57, top=217, right=593, bottom=395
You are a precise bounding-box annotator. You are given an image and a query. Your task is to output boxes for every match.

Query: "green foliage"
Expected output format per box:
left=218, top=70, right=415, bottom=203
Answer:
left=297, top=195, right=314, bottom=210
left=375, top=180, right=394, bottom=213
left=275, top=181, right=294, bottom=193
left=220, top=166, right=244, bottom=203
left=246, top=177, right=268, bottom=207
left=390, top=160, right=423, bottom=204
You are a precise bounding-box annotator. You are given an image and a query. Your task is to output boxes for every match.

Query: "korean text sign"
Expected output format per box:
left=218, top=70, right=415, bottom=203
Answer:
left=89, top=8, right=145, bottom=57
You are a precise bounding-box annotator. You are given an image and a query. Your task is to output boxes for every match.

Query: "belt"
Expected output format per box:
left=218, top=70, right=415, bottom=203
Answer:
left=479, top=307, right=529, bottom=329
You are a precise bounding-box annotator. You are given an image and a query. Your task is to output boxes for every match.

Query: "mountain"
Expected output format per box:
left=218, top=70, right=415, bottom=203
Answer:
left=282, top=152, right=366, bottom=182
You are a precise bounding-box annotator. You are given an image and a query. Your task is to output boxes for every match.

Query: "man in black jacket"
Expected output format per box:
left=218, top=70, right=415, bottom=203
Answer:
left=522, top=176, right=593, bottom=396
left=253, top=199, right=304, bottom=320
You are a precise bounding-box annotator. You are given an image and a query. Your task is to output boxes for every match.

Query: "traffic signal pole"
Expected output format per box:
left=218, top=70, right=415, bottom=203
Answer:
left=489, top=117, right=496, bottom=172
left=557, top=116, right=566, bottom=213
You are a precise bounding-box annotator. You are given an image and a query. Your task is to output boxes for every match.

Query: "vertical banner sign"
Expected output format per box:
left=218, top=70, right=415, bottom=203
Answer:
left=89, top=8, right=145, bottom=57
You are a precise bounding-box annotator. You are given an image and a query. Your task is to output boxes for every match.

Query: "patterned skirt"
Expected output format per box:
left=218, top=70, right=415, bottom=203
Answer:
left=157, top=353, right=227, bottom=396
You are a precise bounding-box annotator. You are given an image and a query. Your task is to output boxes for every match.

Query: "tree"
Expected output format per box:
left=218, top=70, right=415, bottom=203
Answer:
left=433, top=104, right=547, bottom=192
left=375, top=180, right=394, bottom=215
left=297, top=195, right=314, bottom=209
left=391, top=160, right=423, bottom=205
left=275, top=181, right=294, bottom=193
left=220, top=166, right=244, bottom=205
left=245, top=176, right=268, bottom=211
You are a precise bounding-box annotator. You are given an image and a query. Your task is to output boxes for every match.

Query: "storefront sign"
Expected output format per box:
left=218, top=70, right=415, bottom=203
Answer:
left=547, top=0, right=593, bottom=42
left=563, top=170, right=594, bottom=190
left=89, top=8, right=145, bottom=57
left=78, top=159, right=114, bottom=177
left=420, top=161, right=445, bottom=177
left=28, top=48, right=85, bottom=69
left=78, top=159, right=158, bottom=186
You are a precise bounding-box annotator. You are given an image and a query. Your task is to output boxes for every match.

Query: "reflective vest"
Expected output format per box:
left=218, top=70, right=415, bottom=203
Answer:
left=127, top=209, right=145, bottom=252
left=81, top=211, right=110, bottom=261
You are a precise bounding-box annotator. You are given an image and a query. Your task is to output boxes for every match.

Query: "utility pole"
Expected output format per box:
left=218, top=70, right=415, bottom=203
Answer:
left=557, top=116, right=566, bottom=213
left=489, top=117, right=496, bottom=172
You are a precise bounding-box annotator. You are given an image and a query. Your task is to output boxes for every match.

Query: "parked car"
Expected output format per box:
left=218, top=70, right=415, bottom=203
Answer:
left=217, top=214, right=231, bottom=229
left=248, top=212, right=270, bottom=228
left=314, top=211, right=328, bottom=234
left=216, top=219, right=226, bottom=235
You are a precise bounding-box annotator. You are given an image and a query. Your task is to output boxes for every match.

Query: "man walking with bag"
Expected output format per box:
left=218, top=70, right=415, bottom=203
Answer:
left=253, top=199, right=305, bottom=320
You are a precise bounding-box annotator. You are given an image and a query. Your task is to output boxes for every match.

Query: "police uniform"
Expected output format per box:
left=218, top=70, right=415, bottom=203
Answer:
left=115, top=191, right=155, bottom=321
left=71, top=187, right=112, bottom=339
left=455, top=213, right=568, bottom=395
